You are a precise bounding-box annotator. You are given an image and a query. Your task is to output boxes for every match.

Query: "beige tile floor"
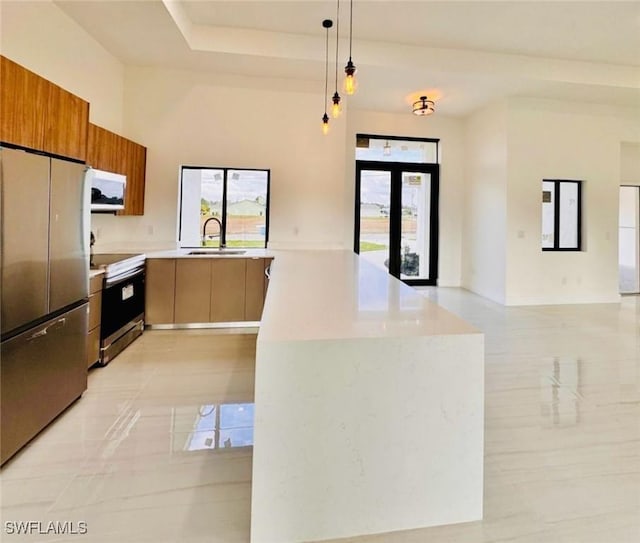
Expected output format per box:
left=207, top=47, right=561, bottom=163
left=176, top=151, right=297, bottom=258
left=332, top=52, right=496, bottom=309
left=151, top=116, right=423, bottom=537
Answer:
left=1, top=290, right=638, bottom=543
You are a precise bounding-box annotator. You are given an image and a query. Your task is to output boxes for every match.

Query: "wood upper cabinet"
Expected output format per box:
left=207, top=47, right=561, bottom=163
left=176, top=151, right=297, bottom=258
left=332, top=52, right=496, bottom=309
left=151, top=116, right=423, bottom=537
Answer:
left=1, top=56, right=47, bottom=151
left=0, top=56, right=89, bottom=162
left=44, top=84, right=89, bottom=162
left=124, top=139, right=147, bottom=216
left=87, top=123, right=118, bottom=173
left=86, top=122, right=147, bottom=215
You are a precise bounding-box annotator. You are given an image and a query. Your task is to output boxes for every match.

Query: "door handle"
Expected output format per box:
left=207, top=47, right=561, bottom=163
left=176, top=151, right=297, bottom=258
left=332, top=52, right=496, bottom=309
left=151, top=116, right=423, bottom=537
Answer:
left=27, top=317, right=66, bottom=341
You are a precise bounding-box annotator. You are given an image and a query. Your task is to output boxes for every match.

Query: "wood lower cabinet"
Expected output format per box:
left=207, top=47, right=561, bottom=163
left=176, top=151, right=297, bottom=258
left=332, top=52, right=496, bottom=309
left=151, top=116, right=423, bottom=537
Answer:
left=211, top=259, right=246, bottom=322
left=145, top=259, right=176, bottom=324
left=175, top=259, right=212, bottom=323
left=87, top=274, right=103, bottom=368
left=145, top=257, right=271, bottom=325
left=245, top=257, right=267, bottom=321
left=1, top=56, right=89, bottom=162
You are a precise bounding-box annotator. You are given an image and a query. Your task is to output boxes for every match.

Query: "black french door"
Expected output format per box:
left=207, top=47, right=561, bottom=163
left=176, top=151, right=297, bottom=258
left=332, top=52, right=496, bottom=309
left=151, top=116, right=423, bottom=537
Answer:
left=354, top=161, right=439, bottom=286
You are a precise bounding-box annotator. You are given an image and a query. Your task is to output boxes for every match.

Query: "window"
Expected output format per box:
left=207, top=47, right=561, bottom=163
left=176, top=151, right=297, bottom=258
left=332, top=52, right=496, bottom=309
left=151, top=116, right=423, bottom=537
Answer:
left=542, top=180, right=582, bottom=251
left=179, top=167, right=270, bottom=248
left=355, top=134, right=439, bottom=164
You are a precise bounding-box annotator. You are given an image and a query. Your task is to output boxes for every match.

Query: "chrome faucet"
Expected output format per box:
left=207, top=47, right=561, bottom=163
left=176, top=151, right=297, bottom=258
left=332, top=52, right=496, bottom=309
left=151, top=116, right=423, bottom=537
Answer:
left=202, top=217, right=225, bottom=248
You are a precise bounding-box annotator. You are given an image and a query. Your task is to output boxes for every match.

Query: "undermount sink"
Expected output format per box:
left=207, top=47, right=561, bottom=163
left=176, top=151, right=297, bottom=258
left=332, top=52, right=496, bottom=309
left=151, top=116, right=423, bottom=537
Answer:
left=188, top=249, right=246, bottom=256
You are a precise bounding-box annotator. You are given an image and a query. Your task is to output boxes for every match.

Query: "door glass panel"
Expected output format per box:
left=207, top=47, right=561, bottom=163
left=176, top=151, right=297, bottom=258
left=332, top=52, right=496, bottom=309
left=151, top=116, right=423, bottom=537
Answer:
left=400, top=172, right=431, bottom=280
left=359, top=170, right=391, bottom=273
left=619, top=186, right=639, bottom=293
left=226, top=170, right=269, bottom=247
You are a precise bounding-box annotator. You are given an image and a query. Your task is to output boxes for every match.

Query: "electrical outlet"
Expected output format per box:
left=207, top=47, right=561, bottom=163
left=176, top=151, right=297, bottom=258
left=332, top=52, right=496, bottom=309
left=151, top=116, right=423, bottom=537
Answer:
left=147, top=225, right=154, bottom=236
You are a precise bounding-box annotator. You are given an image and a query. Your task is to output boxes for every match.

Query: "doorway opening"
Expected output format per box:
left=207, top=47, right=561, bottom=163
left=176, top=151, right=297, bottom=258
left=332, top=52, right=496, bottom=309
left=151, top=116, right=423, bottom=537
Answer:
left=354, top=135, right=439, bottom=286
left=619, top=185, right=640, bottom=294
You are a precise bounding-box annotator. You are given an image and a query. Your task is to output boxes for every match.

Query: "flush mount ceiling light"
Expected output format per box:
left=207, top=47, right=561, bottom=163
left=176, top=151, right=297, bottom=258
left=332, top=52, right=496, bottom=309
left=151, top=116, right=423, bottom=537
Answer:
left=343, top=0, right=357, bottom=95
left=413, top=96, right=435, bottom=116
left=322, top=19, right=333, bottom=135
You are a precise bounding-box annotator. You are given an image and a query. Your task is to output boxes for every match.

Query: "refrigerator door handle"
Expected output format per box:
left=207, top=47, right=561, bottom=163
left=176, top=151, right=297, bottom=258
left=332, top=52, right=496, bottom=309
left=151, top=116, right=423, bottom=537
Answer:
left=26, top=317, right=66, bottom=341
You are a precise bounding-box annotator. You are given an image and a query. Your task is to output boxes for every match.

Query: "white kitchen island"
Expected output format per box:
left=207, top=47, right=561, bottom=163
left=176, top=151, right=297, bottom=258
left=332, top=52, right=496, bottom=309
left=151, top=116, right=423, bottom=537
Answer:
left=252, top=251, right=484, bottom=543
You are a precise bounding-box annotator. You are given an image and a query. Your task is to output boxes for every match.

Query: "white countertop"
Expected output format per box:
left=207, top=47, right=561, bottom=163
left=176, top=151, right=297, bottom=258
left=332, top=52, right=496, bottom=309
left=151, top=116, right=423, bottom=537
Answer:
left=145, top=248, right=274, bottom=259
left=252, top=250, right=484, bottom=542
left=258, top=250, right=480, bottom=343
left=88, top=269, right=105, bottom=279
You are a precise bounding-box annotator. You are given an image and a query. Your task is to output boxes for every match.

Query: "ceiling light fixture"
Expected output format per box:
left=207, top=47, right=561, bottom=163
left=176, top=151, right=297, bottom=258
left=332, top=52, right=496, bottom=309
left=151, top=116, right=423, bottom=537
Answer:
left=322, top=19, right=333, bottom=135
left=413, top=96, right=435, bottom=116
left=331, top=0, right=342, bottom=118
left=383, top=141, right=391, bottom=156
left=343, top=0, right=357, bottom=95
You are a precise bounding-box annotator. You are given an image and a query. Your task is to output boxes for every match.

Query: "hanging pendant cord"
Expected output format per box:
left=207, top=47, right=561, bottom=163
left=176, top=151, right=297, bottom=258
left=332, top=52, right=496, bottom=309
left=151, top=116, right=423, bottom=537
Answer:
left=335, top=0, right=340, bottom=91
left=324, top=25, right=329, bottom=110
left=349, top=0, right=353, bottom=59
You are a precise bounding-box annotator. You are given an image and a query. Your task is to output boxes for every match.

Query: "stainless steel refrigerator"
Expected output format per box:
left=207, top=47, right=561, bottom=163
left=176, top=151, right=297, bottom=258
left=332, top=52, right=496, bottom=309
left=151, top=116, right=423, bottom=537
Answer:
left=1, top=146, right=90, bottom=465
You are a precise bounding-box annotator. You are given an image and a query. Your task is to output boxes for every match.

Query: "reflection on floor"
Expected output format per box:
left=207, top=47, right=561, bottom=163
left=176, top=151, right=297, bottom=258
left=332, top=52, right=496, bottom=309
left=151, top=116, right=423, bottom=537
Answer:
left=1, top=292, right=639, bottom=543
left=1, top=329, right=257, bottom=543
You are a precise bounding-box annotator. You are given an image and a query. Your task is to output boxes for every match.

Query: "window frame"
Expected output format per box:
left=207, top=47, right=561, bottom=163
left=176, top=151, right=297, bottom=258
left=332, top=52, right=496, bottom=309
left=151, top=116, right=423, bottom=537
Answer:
left=542, top=179, right=582, bottom=252
left=178, top=165, right=270, bottom=249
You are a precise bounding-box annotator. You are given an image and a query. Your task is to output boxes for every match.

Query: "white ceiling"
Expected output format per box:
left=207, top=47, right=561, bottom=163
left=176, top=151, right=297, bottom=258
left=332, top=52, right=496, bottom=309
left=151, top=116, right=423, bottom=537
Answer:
left=55, top=0, right=640, bottom=116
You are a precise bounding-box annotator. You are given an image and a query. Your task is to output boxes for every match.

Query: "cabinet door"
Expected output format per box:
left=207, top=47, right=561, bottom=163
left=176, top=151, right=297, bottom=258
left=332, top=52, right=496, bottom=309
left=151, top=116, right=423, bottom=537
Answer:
left=175, top=260, right=211, bottom=323
left=146, top=259, right=177, bottom=324
left=44, top=84, right=89, bottom=162
left=87, top=123, right=118, bottom=172
left=0, top=56, right=47, bottom=151
left=120, top=140, right=146, bottom=216
left=245, top=258, right=265, bottom=321
left=211, top=259, right=246, bottom=322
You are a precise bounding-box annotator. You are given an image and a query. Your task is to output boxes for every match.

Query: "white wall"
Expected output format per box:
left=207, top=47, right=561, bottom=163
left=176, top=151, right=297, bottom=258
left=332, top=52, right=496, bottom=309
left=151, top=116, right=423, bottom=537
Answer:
left=93, top=66, right=348, bottom=252
left=621, top=142, right=640, bottom=185
left=505, top=98, right=640, bottom=305
left=0, top=0, right=124, bottom=133
left=346, top=110, right=466, bottom=286
left=462, top=102, right=508, bottom=304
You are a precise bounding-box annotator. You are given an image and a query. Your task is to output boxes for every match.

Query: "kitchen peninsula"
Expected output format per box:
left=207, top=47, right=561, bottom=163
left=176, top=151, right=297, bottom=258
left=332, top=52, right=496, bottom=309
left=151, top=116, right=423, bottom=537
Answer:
left=252, top=250, right=484, bottom=543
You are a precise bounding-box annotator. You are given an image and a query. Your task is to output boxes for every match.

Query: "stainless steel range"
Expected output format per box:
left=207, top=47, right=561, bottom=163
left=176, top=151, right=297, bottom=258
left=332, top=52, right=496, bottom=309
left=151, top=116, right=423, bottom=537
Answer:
left=90, top=253, right=146, bottom=365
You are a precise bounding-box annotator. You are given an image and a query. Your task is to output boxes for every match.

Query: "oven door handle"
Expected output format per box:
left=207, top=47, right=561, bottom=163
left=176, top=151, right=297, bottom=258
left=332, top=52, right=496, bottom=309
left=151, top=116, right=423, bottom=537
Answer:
left=105, top=267, right=145, bottom=287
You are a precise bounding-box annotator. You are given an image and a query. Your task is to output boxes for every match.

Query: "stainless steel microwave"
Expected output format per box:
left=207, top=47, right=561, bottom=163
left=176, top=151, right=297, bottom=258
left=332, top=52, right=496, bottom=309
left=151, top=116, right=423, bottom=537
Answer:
left=89, top=169, right=126, bottom=212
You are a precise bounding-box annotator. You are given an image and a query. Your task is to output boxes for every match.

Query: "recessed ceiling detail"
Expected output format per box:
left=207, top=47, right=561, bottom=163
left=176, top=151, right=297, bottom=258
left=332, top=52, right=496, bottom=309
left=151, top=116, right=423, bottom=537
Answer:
left=51, top=0, right=640, bottom=116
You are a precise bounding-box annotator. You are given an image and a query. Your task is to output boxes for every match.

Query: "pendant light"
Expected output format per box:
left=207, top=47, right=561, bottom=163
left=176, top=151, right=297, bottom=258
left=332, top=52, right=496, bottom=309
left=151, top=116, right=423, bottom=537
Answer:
left=331, top=0, right=342, bottom=118
left=322, top=19, right=333, bottom=135
left=343, top=0, right=357, bottom=95
left=383, top=140, right=391, bottom=156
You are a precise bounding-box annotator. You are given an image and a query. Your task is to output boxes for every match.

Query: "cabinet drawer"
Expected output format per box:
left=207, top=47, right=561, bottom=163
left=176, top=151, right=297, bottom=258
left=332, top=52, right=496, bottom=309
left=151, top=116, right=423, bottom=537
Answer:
left=87, top=326, right=100, bottom=368
left=88, top=292, right=102, bottom=331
